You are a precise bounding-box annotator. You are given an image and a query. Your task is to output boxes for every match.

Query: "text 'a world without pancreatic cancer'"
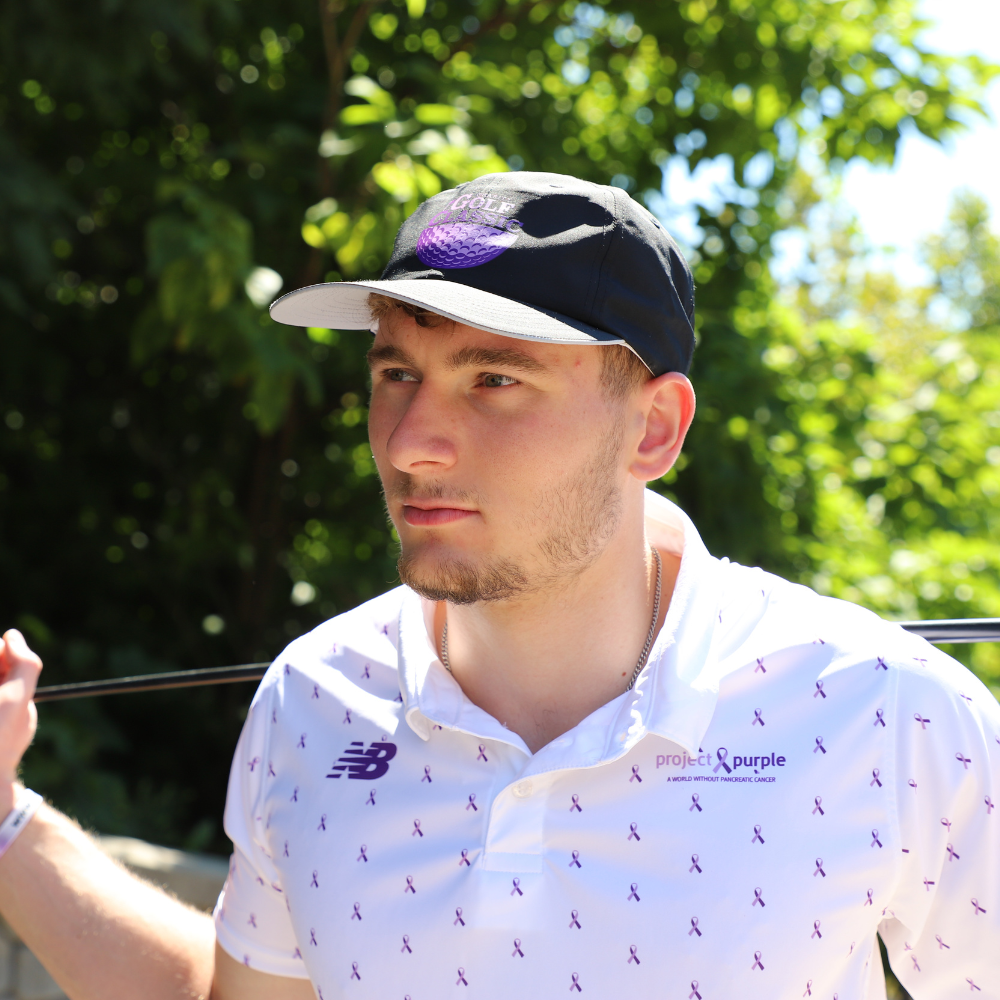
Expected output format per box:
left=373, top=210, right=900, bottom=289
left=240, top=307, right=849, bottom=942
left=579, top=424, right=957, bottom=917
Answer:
left=656, top=748, right=787, bottom=780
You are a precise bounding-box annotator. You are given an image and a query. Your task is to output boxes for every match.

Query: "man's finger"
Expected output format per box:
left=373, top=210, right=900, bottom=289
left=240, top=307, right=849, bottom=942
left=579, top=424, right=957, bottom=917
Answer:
left=0, top=629, right=43, bottom=701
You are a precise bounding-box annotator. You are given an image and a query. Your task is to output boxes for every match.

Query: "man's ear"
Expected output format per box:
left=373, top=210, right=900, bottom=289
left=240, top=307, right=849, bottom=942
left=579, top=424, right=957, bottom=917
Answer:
left=628, top=373, right=696, bottom=482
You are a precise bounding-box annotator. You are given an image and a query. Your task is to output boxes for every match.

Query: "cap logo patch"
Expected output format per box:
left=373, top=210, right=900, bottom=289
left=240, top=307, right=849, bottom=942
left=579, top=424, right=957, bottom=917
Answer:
left=416, top=192, right=522, bottom=269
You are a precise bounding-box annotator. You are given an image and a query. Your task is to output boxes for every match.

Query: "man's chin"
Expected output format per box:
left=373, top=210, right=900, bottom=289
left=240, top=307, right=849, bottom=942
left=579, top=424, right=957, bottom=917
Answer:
left=397, top=550, right=528, bottom=605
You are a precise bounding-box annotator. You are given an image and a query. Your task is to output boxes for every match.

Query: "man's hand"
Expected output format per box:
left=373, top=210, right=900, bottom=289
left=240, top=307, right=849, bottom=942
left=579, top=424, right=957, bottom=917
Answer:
left=0, top=629, right=42, bottom=816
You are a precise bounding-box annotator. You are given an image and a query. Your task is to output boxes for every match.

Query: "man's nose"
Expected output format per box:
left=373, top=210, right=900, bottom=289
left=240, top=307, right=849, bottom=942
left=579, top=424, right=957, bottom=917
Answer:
left=384, top=381, right=459, bottom=473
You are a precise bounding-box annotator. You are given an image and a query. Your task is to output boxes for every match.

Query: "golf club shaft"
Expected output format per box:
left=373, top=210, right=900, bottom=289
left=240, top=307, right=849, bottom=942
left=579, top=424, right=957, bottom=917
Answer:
left=28, top=618, right=1000, bottom=703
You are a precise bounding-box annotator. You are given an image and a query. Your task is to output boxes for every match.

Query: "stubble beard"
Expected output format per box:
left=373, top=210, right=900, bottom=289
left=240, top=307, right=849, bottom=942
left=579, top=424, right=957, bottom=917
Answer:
left=388, top=418, right=625, bottom=606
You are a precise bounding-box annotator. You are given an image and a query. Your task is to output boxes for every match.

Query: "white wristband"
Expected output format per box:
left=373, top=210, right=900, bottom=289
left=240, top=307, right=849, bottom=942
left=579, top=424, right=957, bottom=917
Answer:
left=0, top=788, right=43, bottom=862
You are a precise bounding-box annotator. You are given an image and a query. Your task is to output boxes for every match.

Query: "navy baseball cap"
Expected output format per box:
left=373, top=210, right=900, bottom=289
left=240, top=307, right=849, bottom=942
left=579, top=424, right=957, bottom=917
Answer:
left=270, top=171, right=696, bottom=376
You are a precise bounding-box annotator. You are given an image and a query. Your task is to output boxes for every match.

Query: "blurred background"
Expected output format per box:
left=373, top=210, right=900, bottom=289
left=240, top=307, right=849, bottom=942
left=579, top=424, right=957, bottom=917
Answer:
left=1, top=0, right=997, bottom=948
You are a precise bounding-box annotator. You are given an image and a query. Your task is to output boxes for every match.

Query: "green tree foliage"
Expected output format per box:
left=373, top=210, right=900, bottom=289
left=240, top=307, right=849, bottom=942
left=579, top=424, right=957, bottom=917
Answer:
left=0, top=0, right=994, bottom=850
left=743, top=192, right=1000, bottom=691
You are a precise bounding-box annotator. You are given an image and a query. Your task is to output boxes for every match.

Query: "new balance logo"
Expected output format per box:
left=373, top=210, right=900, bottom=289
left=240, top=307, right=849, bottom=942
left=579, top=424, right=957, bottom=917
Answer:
left=327, top=742, right=397, bottom=780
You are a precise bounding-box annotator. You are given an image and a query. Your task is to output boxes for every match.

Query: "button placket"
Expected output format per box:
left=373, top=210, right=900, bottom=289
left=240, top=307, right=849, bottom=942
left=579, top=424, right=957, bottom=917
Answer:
left=481, top=775, right=549, bottom=872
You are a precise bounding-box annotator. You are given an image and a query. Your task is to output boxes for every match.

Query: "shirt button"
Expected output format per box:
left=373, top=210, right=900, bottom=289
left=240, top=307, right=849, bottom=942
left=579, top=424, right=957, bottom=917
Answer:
left=513, top=780, right=533, bottom=798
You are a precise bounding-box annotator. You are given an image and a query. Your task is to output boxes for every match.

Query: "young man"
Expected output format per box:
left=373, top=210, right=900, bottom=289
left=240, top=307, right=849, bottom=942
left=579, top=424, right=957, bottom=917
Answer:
left=0, top=172, right=997, bottom=1000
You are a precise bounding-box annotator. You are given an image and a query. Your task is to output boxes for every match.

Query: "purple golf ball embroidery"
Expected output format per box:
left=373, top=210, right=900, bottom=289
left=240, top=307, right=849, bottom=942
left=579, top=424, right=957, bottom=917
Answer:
left=416, top=223, right=519, bottom=269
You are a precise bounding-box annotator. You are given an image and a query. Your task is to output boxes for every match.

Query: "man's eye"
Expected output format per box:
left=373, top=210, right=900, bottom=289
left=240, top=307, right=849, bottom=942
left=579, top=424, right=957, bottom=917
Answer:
left=482, top=373, right=518, bottom=388
left=386, top=369, right=418, bottom=382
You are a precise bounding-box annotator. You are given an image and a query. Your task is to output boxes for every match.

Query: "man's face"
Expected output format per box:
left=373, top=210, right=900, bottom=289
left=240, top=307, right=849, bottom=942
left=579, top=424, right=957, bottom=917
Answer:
left=367, top=313, right=636, bottom=604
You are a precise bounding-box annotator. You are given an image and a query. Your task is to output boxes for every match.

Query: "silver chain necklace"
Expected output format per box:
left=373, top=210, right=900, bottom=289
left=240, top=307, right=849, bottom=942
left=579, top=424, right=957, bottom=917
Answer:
left=440, top=546, right=662, bottom=693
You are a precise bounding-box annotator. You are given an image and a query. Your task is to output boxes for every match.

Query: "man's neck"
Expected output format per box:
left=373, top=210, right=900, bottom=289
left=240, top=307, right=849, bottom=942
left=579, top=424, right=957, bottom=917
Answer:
left=432, top=494, right=682, bottom=754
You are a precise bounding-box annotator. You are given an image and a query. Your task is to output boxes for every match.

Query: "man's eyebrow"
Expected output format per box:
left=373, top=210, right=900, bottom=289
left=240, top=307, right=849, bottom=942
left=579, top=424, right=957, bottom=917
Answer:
left=366, top=344, right=416, bottom=369
left=446, top=345, right=551, bottom=375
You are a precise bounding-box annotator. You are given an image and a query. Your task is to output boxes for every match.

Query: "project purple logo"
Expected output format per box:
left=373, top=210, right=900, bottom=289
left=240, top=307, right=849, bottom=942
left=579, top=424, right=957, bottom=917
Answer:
left=416, top=192, right=523, bottom=269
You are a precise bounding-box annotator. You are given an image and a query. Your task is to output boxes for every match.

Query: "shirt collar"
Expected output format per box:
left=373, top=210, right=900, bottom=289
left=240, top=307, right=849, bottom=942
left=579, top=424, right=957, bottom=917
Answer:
left=397, top=490, right=724, bottom=760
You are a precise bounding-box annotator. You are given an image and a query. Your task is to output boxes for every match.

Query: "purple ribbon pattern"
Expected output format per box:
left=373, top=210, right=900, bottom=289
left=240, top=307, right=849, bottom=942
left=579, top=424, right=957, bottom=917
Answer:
left=814, top=859, right=826, bottom=877
left=812, top=797, right=824, bottom=815
left=466, top=794, right=477, bottom=812
left=628, top=945, right=640, bottom=964
left=422, top=766, right=431, bottom=783
left=713, top=748, right=732, bottom=773
left=689, top=917, right=701, bottom=937
left=814, top=737, right=826, bottom=755
left=914, top=713, right=931, bottom=729
left=454, top=907, right=465, bottom=926
left=512, top=938, right=524, bottom=958
left=751, top=825, right=764, bottom=844
left=570, top=973, right=582, bottom=992
left=570, top=850, right=582, bottom=868
left=811, top=920, right=822, bottom=939
left=627, top=883, right=640, bottom=901
left=405, top=876, right=416, bottom=894
left=874, top=708, right=885, bottom=727
left=510, top=878, right=523, bottom=897
left=569, top=909, right=582, bottom=929
left=947, top=843, right=960, bottom=861
left=753, top=709, right=765, bottom=726
left=814, top=681, right=826, bottom=699
left=751, top=950, right=764, bottom=970
left=689, top=981, right=702, bottom=999
left=956, top=752, right=971, bottom=769
left=630, top=765, right=642, bottom=783
left=412, top=819, right=423, bottom=837
left=401, top=935, right=411, bottom=953
left=459, top=849, right=470, bottom=867
left=351, top=903, right=362, bottom=920
left=570, top=794, right=582, bottom=812
left=972, top=898, right=987, bottom=915
left=871, top=768, right=882, bottom=787
left=628, top=823, right=641, bottom=841
left=356, top=844, right=367, bottom=862
left=690, top=794, right=702, bottom=812
left=690, top=854, right=702, bottom=873
left=351, top=962, right=360, bottom=980
left=456, top=967, right=468, bottom=986
left=753, top=887, right=765, bottom=907
left=871, top=829, right=883, bottom=848
left=477, top=745, right=488, bottom=762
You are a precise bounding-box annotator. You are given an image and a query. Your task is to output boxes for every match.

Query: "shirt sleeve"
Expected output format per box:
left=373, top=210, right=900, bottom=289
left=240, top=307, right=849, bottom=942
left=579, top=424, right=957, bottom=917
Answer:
left=213, top=674, right=310, bottom=979
left=880, top=649, right=1000, bottom=998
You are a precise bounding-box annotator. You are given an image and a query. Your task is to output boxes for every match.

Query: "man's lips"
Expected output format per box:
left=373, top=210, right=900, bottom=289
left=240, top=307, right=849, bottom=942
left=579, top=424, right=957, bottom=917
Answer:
left=401, top=504, right=478, bottom=527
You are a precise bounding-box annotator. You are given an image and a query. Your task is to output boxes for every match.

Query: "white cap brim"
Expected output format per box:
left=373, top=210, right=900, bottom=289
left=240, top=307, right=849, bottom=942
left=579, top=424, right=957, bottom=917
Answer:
left=269, top=279, right=626, bottom=348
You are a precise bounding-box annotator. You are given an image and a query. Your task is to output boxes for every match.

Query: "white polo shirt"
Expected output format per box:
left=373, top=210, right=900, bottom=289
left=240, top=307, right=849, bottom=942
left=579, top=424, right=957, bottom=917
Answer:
left=214, top=491, right=1000, bottom=999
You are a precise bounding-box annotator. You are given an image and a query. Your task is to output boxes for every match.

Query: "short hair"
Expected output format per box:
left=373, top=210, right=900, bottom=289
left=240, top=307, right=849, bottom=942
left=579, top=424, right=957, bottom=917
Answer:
left=367, top=292, right=650, bottom=400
